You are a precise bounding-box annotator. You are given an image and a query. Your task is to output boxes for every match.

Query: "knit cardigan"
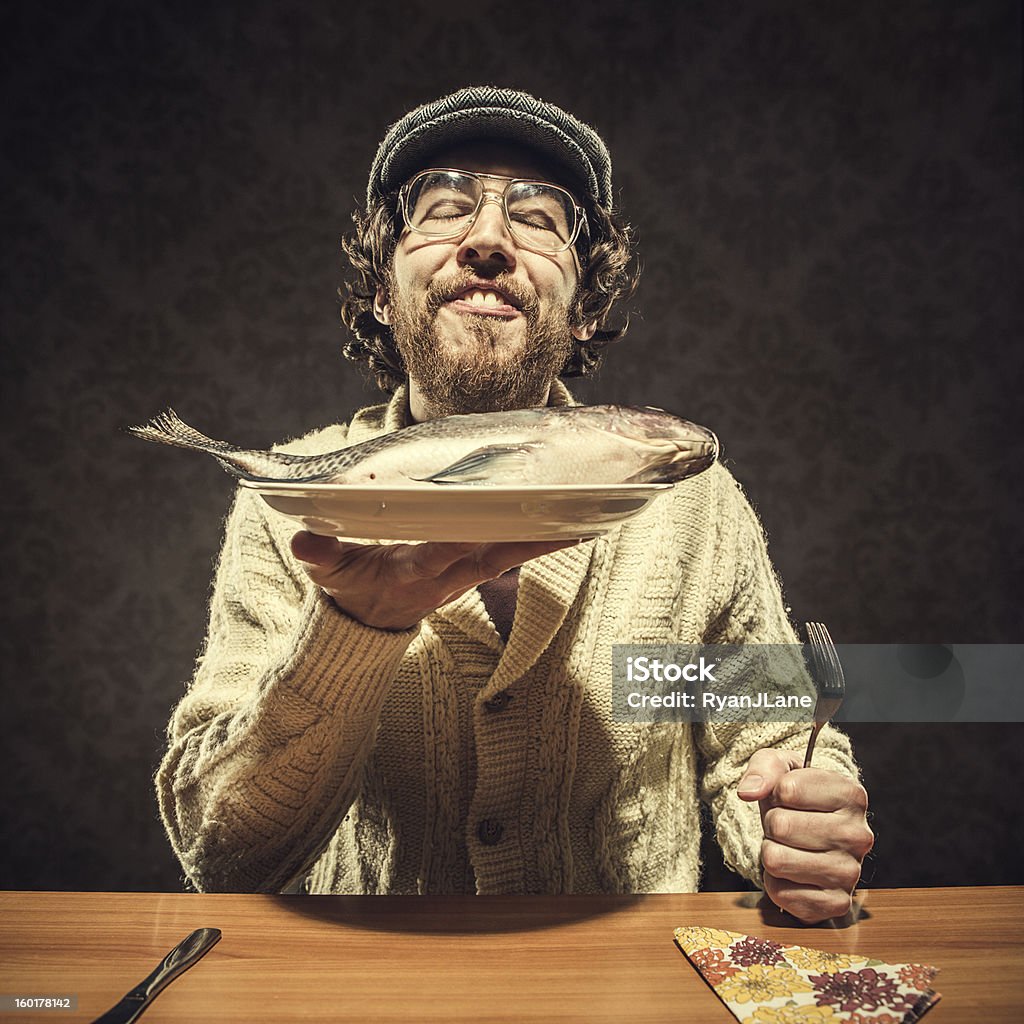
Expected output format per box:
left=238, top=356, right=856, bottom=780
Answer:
left=156, top=383, right=858, bottom=894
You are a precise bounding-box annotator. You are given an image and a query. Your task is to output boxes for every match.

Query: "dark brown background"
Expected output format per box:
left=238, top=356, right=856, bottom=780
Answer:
left=2, top=0, right=1021, bottom=892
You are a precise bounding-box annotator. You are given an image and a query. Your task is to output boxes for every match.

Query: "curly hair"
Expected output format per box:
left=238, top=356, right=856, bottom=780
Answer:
left=339, top=192, right=640, bottom=394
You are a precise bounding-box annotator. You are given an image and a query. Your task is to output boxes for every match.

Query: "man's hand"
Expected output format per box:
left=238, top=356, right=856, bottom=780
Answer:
left=291, top=531, right=580, bottom=631
left=738, top=748, right=874, bottom=924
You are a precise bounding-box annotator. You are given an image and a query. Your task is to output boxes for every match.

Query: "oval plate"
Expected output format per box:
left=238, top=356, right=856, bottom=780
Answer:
left=240, top=480, right=673, bottom=542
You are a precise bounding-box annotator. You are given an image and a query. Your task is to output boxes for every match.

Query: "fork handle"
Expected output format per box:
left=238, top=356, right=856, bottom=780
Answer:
left=803, top=722, right=825, bottom=769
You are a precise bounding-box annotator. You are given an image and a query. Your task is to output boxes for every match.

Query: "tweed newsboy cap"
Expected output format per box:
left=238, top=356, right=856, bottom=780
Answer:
left=367, top=86, right=613, bottom=210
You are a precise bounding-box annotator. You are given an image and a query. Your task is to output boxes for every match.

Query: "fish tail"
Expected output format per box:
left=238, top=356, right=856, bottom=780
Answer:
left=128, top=408, right=237, bottom=452
left=128, top=409, right=261, bottom=479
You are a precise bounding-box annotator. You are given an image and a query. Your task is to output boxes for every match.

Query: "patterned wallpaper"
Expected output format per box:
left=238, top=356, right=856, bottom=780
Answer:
left=2, top=0, right=1021, bottom=891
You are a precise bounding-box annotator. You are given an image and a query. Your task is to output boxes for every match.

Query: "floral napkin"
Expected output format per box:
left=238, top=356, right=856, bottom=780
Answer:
left=674, top=926, right=941, bottom=1023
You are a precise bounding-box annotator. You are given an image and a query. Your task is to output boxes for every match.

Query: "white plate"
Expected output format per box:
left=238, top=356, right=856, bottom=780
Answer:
left=240, top=480, right=673, bottom=542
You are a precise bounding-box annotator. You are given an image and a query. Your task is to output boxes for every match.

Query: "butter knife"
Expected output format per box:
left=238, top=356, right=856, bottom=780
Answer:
left=90, top=927, right=221, bottom=1024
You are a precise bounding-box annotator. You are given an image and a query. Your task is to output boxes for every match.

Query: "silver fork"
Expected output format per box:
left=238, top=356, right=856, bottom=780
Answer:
left=803, top=622, right=846, bottom=768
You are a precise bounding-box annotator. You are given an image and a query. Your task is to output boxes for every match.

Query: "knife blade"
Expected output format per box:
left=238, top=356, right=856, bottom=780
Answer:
left=90, top=927, right=221, bottom=1024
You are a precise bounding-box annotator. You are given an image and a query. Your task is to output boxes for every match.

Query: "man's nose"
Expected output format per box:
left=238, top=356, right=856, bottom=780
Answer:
left=456, top=196, right=517, bottom=273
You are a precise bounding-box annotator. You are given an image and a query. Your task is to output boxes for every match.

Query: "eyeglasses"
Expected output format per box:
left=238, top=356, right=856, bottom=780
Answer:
left=398, top=168, right=588, bottom=255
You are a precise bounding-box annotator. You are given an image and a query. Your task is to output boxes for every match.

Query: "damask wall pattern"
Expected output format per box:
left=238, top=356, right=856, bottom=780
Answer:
left=2, top=0, right=1021, bottom=891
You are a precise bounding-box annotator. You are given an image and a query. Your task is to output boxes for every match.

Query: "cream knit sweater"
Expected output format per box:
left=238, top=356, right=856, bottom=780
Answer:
left=156, top=384, right=857, bottom=894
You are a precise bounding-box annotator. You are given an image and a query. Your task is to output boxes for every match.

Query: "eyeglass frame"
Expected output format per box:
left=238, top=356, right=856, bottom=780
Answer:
left=396, top=167, right=590, bottom=258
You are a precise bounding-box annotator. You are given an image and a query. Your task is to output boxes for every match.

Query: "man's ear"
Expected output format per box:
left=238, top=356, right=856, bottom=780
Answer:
left=373, top=286, right=392, bottom=325
left=571, top=321, right=597, bottom=342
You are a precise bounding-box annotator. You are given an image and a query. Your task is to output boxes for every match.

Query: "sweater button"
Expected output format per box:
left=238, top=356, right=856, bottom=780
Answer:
left=483, top=691, right=512, bottom=712
left=477, top=818, right=504, bottom=845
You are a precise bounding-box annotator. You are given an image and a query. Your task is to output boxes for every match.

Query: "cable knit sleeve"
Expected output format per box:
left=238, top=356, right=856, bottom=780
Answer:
left=155, top=482, right=418, bottom=893
left=694, top=470, right=859, bottom=887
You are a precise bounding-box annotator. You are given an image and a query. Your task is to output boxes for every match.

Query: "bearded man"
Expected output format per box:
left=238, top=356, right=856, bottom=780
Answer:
left=157, top=87, right=872, bottom=922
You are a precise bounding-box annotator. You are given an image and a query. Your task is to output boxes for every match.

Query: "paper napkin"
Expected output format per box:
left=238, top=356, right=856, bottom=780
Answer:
left=674, top=926, right=941, bottom=1023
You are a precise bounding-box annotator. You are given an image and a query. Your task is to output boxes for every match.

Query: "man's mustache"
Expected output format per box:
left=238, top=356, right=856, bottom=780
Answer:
left=424, top=272, right=539, bottom=319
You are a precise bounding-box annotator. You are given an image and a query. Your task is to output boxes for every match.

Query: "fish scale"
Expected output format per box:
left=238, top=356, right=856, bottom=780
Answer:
left=128, top=405, right=719, bottom=487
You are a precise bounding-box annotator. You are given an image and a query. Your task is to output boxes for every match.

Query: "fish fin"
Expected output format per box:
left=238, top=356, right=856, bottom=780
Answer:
left=128, top=408, right=240, bottom=453
left=416, top=443, right=542, bottom=485
left=128, top=409, right=288, bottom=481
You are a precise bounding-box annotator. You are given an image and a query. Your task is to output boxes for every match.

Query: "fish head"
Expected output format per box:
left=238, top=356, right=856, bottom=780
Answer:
left=595, top=406, right=720, bottom=483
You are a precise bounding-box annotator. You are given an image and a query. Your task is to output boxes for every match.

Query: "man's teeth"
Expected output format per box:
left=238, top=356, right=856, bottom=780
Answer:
left=463, top=289, right=504, bottom=307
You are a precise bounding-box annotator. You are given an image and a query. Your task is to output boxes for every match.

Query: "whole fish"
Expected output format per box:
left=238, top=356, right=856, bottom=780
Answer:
left=128, top=405, right=719, bottom=486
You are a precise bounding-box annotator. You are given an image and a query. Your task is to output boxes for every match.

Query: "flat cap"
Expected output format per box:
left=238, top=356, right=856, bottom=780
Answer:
left=367, top=85, right=613, bottom=210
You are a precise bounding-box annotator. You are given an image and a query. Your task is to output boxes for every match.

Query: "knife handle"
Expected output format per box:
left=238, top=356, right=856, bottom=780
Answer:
left=133, top=928, right=222, bottom=1000
left=91, top=928, right=222, bottom=1024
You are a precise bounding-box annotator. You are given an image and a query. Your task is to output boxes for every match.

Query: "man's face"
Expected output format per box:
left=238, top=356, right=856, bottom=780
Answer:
left=375, top=141, right=594, bottom=419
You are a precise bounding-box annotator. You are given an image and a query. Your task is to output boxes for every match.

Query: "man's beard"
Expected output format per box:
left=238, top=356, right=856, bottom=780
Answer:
left=388, top=269, right=577, bottom=416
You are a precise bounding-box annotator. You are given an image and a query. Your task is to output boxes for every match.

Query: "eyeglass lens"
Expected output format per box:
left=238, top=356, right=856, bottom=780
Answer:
left=404, top=171, right=577, bottom=252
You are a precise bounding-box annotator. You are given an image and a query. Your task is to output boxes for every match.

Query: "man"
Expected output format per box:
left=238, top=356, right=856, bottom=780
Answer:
left=157, top=87, right=872, bottom=922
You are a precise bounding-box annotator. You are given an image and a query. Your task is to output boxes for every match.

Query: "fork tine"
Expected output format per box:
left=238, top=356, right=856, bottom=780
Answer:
left=804, top=621, right=825, bottom=687
left=806, top=614, right=823, bottom=671
left=806, top=621, right=841, bottom=691
left=817, top=623, right=846, bottom=696
left=816, top=622, right=834, bottom=658
left=807, top=621, right=824, bottom=650
left=802, top=621, right=846, bottom=767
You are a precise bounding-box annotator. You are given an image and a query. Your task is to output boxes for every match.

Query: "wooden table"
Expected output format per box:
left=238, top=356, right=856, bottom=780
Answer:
left=1, top=888, right=1021, bottom=1022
